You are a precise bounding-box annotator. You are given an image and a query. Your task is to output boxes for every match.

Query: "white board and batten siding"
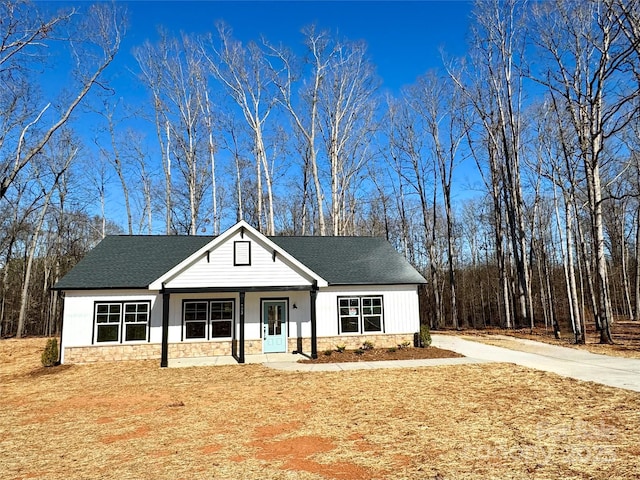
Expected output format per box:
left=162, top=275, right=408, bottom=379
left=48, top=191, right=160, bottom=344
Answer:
left=315, top=284, right=420, bottom=337
left=164, top=230, right=314, bottom=289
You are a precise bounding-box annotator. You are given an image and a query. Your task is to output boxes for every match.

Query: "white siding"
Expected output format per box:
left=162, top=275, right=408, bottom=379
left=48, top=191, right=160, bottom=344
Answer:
left=315, top=285, right=420, bottom=337
left=60, top=290, right=160, bottom=362
left=165, top=230, right=313, bottom=289
left=60, top=284, right=419, bottom=362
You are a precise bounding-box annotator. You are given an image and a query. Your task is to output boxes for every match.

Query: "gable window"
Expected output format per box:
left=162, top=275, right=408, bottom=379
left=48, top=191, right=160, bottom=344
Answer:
left=338, top=296, right=384, bottom=334
left=94, top=301, right=150, bottom=343
left=182, top=299, right=235, bottom=340
left=234, top=241, right=251, bottom=265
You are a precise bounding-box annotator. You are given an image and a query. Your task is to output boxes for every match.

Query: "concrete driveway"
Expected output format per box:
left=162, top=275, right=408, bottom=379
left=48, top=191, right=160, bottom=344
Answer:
left=431, top=334, right=640, bottom=393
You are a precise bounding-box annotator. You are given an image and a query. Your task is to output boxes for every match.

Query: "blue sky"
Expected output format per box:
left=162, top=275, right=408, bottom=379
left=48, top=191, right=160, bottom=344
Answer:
left=121, top=0, right=474, bottom=92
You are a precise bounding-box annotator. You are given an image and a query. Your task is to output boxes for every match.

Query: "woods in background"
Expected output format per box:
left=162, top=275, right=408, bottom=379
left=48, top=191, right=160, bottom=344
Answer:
left=1, top=0, right=639, bottom=343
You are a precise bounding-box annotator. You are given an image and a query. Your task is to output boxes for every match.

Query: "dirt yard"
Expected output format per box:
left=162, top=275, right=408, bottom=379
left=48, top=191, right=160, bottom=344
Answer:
left=2, top=338, right=640, bottom=480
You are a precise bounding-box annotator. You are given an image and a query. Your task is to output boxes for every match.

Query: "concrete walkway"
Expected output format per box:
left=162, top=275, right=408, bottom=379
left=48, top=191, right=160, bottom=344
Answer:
left=431, top=334, right=640, bottom=393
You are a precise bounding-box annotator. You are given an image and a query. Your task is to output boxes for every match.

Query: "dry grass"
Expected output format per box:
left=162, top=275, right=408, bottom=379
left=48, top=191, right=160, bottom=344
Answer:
left=2, top=338, right=640, bottom=480
left=444, top=320, right=640, bottom=359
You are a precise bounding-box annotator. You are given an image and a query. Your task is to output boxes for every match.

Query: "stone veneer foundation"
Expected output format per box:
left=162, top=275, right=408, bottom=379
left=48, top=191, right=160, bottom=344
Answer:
left=64, top=333, right=415, bottom=364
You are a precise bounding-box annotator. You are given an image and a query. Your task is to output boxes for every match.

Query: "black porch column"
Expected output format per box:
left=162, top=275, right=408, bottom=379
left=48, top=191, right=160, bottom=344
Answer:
left=239, top=291, right=245, bottom=364
left=160, top=287, right=170, bottom=368
left=310, top=281, right=318, bottom=359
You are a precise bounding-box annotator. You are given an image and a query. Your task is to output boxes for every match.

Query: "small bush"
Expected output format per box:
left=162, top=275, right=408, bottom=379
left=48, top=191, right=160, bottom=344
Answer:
left=323, top=349, right=333, bottom=356
left=354, top=348, right=365, bottom=355
left=398, top=340, right=411, bottom=349
left=336, top=344, right=346, bottom=353
left=41, top=338, right=59, bottom=367
left=361, top=340, right=374, bottom=351
left=387, top=346, right=397, bottom=353
left=419, top=324, right=432, bottom=347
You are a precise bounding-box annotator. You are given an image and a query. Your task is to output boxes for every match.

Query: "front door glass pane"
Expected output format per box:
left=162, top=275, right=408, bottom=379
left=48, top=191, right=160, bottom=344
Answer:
left=268, top=305, right=282, bottom=336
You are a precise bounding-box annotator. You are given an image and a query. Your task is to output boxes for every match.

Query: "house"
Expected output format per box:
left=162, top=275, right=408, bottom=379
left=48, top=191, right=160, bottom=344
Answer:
left=53, top=221, right=427, bottom=365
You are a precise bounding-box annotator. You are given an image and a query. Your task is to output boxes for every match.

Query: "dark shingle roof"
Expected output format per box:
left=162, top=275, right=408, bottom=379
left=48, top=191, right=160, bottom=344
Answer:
left=53, top=236, right=212, bottom=290
left=269, top=236, right=426, bottom=285
left=54, top=234, right=426, bottom=290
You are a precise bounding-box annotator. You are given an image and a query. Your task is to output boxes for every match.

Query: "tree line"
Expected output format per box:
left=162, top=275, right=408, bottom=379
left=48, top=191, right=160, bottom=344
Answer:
left=1, top=0, right=639, bottom=343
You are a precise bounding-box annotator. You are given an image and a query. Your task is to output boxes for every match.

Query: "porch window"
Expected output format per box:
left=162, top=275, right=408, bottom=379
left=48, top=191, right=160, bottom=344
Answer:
left=184, top=301, right=208, bottom=339
left=94, top=301, right=151, bottom=343
left=183, top=300, right=234, bottom=340
left=338, top=296, right=383, bottom=334
left=210, top=300, right=233, bottom=338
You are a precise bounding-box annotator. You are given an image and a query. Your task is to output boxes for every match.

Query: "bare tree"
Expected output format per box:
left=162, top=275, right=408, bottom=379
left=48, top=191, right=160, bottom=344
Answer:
left=532, top=0, right=639, bottom=343
left=135, top=31, right=211, bottom=235
left=204, top=23, right=278, bottom=235
left=267, top=26, right=336, bottom=235
left=16, top=131, right=77, bottom=337
left=408, top=72, right=468, bottom=329
left=0, top=2, right=122, bottom=201
left=449, top=0, right=533, bottom=328
left=317, top=38, right=379, bottom=236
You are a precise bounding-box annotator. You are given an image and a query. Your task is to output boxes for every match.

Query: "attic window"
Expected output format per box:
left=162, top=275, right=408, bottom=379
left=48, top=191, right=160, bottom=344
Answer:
left=234, top=241, right=251, bottom=266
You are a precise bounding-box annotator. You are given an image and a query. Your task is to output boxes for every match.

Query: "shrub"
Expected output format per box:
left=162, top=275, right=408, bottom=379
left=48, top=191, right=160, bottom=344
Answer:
left=41, top=338, right=59, bottom=367
left=419, top=324, right=432, bottom=347
left=387, top=346, right=397, bottom=353
left=354, top=348, right=365, bottom=355
left=336, top=344, right=346, bottom=353
left=398, top=340, right=411, bottom=349
left=323, top=349, right=333, bottom=356
left=361, top=340, right=374, bottom=351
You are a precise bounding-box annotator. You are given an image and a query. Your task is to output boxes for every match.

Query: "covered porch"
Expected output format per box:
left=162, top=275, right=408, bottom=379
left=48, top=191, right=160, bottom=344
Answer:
left=159, top=282, right=319, bottom=367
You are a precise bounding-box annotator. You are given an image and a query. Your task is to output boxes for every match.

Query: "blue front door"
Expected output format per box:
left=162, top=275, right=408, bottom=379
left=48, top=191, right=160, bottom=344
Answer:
left=263, top=301, right=287, bottom=353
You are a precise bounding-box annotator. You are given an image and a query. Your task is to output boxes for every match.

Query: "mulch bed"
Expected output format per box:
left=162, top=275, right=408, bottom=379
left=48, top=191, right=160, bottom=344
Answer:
left=299, top=346, right=464, bottom=363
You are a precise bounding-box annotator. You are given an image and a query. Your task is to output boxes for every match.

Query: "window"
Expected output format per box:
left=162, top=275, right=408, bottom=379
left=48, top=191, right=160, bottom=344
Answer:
left=182, top=299, right=235, bottom=340
left=362, top=297, right=383, bottom=332
left=94, top=301, right=150, bottom=343
left=339, top=298, right=360, bottom=333
left=338, top=296, right=383, bottom=334
left=124, top=303, right=150, bottom=341
left=96, top=303, right=121, bottom=342
left=184, top=301, right=208, bottom=339
left=210, top=301, right=233, bottom=338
